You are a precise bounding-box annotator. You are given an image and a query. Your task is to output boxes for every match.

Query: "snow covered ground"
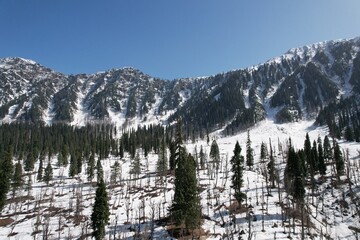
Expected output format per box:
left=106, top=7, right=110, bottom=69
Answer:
left=0, top=118, right=360, bottom=239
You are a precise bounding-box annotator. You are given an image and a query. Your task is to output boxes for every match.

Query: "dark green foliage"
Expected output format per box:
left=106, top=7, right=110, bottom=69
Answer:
left=210, top=139, right=220, bottom=170
left=284, top=139, right=305, bottom=203
left=126, top=88, right=137, bottom=118
left=316, top=96, right=360, bottom=142
left=12, top=160, right=23, bottom=190
left=52, top=79, right=78, bottom=122
left=69, top=154, right=78, bottom=177
left=37, top=155, right=44, bottom=181
left=130, top=153, right=141, bottom=177
left=0, top=122, right=116, bottom=180
left=293, top=174, right=305, bottom=202
left=275, top=106, right=301, bottom=123
left=334, top=142, right=344, bottom=177
left=110, top=161, right=121, bottom=184
left=330, top=41, right=353, bottom=78
left=313, top=50, right=329, bottom=65
left=170, top=149, right=201, bottom=232
left=0, top=150, right=14, bottom=210
left=246, top=130, right=254, bottom=168
left=260, top=141, right=268, bottom=162
left=158, top=80, right=183, bottom=113
left=199, top=145, right=206, bottom=169
left=156, top=137, right=168, bottom=175
left=230, top=141, right=246, bottom=205
left=169, top=71, right=253, bottom=133
left=301, top=63, right=338, bottom=114
left=317, top=137, right=326, bottom=175
left=91, top=179, right=110, bottom=240
left=87, top=154, right=96, bottom=182
left=267, top=141, right=276, bottom=188
left=350, top=52, right=360, bottom=94
left=169, top=140, right=176, bottom=171
left=119, top=140, right=124, bottom=159
left=24, top=152, right=36, bottom=172
left=170, top=121, right=201, bottom=232
left=139, top=87, right=156, bottom=117
left=43, top=161, right=53, bottom=185
left=323, top=136, right=332, bottom=161
left=96, top=159, right=104, bottom=184
left=304, top=133, right=315, bottom=177
left=270, top=72, right=300, bottom=109
left=344, top=125, right=355, bottom=141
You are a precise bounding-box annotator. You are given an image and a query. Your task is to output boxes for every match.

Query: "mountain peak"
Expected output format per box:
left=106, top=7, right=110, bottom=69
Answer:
left=0, top=57, right=37, bottom=66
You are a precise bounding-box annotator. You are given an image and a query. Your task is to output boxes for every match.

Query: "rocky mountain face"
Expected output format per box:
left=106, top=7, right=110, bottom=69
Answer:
left=1, top=37, right=360, bottom=133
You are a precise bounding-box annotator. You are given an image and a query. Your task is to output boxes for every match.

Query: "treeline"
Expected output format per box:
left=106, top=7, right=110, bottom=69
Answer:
left=0, top=121, right=181, bottom=211
left=0, top=122, right=117, bottom=163
left=316, top=96, right=360, bottom=142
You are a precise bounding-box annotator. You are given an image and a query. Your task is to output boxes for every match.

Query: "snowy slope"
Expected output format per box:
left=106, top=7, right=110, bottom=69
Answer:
left=0, top=118, right=359, bottom=239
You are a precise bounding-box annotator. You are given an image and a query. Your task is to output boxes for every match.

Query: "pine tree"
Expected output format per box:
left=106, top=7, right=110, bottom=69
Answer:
left=24, top=152, right=35, bottom=172
left=311, top=140, right=319, bottom=172
left=317, top=137, right=326, bottom=175
left=304, top=133, right=313, bottom=173
left=285, top=139, right=305, bottom=203
left=12, top=160, right=23, bottom=190
left=267, top=141, right=276, bottom=188
left=210, top=139, right=220, bottom=170
left=230, top=141, right=246, bottom=207
left=61, top=144, right=69, bottom=166
left=246, top=130, right=254, bottom=169
left=284, top=139, right=297, bottom=193
left=170, top=122, right=201, bottom=233
left=260, top=141, right=268, bottom=162
left=119, top=141, right=124, bottom=159
left=199, top=145, right=206, bottom=169
left=37, top=155, right=43, bottom=181
left=91, top=178, right=110, bottom=240
left=323, top=136, right=332, bottom=161
left=69, top=154, right=77, bottom=177
left=43, top=161, right=53, bottom=185
left=76, top=153, right=82, bottom=175
left=156, top=137, right=168, bottom=176
left=96, top=159, right=104, bottom=184
left=0, top=150, right=14, bottom=210
left=110, top=161, right=121, bottom=185
left=130, top=152, right=141, bottom=177
left=169, top=140, right=176, bottom=171
left=57, top=149, right=64, bottom=167
left=87, top=154, right=96, bottom=182
left=334, top=141, right=344, bottom=179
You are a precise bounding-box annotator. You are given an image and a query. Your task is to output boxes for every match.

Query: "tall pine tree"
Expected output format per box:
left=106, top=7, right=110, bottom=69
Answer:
left=91, top=178, right=110, bottom=240
left=170, top=121, right=201, bottom=234
left=43, top=161, right=53, bottom=185
left=246, top=130, right=254, bottom=169
left=156, top=137, right=168, bottom=176
left=0, top=150, right=14, bottom=210
left=230, top=141, right=246, bottom=207
left=210, top=139, right=220, bottom=170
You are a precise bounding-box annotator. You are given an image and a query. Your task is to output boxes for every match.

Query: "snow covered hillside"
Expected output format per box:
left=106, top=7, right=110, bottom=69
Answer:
left=1, top=118, right=359, bottom=239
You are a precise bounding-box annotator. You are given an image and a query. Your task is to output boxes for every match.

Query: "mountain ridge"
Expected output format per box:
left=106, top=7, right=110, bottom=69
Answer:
left=1, top=37, right=360, bottom=135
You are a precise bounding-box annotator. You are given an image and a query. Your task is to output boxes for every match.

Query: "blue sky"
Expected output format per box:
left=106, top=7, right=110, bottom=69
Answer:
left=1, top=1, right=360, bottom=79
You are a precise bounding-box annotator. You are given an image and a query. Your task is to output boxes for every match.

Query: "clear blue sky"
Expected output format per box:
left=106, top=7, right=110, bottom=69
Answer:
left=1, top=0, right=359, bottom=79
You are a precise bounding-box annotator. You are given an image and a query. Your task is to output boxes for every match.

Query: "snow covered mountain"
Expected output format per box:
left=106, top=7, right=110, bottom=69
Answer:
left=1, top=37, right=360, bottom=132
left=1, top=37, right=360, bottom=240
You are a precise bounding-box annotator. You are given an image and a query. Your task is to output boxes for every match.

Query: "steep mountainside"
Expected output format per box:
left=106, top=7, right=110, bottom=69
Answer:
left=1, top=37, right=360, bottom=133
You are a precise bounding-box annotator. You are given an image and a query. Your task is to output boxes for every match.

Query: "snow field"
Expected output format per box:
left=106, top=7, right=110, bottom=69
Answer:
left=0, top=118, right=359, bottom=239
